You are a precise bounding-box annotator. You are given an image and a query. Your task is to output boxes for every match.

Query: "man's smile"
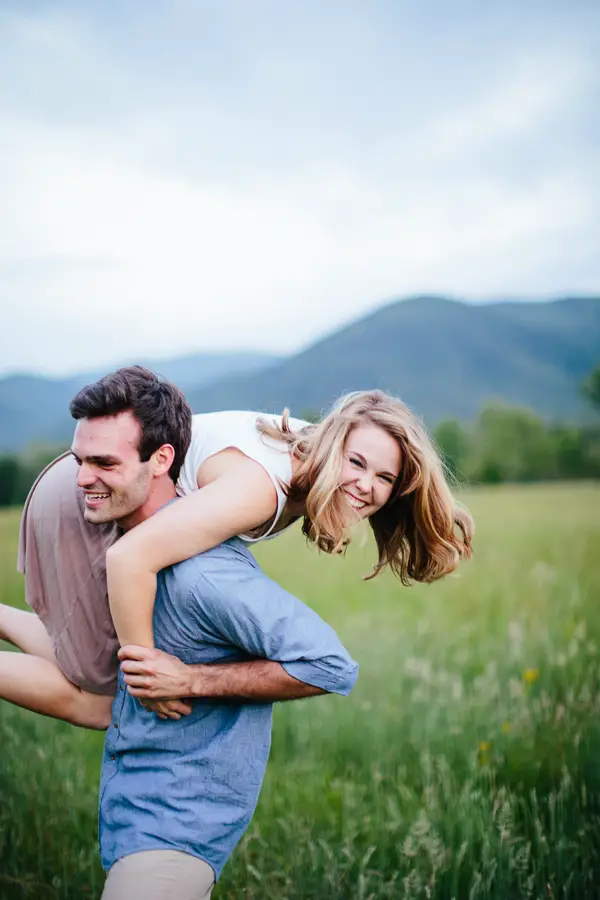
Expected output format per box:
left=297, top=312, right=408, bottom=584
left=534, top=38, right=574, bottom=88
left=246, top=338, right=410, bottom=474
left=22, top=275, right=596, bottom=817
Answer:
left=84, top=491, right=110, bottom=508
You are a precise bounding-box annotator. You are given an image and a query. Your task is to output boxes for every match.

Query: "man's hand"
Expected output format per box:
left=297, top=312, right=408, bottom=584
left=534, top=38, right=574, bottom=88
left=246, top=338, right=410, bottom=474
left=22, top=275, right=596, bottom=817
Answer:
left=119, top=645, right=194, bottom=718
left=120, top=646, right=334, bottom=707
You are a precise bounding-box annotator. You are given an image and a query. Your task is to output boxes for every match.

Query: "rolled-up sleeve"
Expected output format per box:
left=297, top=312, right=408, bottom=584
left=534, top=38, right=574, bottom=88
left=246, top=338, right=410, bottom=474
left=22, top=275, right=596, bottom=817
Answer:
left=187, top=561, right=358, bottom=696
left=281, top=657, right=357, bottom=696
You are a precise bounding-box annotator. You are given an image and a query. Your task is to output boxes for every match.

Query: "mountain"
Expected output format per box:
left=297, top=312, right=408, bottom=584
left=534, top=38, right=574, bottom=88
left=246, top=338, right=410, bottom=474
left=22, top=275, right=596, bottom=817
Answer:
left=119, top=352, right=281, bottom=393
left=0, top=352, right=280, bottom=453
left=1, top=296, right=598, bottom=453
left=185, top=296, right=600, bottom=423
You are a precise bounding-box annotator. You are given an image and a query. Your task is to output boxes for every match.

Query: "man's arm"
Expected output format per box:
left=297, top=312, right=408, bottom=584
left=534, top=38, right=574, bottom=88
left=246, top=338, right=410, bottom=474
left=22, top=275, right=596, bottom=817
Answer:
left=120, top=647, right=327, bottom=702
left=121, top=556, right=358, bottom=702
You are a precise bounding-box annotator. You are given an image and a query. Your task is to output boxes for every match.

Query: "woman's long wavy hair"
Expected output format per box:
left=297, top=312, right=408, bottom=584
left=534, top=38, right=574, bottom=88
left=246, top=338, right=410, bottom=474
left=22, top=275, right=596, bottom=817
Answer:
left=259, top=390, right=473, bottom=584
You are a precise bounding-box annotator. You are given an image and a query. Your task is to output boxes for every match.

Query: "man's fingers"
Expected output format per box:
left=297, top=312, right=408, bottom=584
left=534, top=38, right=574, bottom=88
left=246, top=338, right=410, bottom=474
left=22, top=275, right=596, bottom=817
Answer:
left=118, top=645, right=155, bottom=662
left=123, top=674, right=152, bottom=689
left=128, top=686, right=153, bottom=697
left=121, top=659, right=154, bottom=675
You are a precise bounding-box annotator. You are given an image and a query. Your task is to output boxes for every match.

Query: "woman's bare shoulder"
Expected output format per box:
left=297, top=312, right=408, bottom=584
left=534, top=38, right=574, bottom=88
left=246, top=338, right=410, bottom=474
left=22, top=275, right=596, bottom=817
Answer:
left=196, top=446, right=275, bottom=490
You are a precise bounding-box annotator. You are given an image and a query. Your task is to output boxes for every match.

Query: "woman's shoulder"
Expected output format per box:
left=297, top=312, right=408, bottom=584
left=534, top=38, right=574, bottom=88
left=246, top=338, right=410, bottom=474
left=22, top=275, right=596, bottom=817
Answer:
left=189, top=409, right=308, bottom=444
left=178, top=409, right=310, bottom=541
left=178, top=410, right=303, bottom=498
left=190, top=409, right=262, bottom=432
left=188, top=410, right=265, bottom=453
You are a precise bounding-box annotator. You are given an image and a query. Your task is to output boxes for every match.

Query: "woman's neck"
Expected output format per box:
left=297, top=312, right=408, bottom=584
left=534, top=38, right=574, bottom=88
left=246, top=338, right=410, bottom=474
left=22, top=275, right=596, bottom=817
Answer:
left=286, top=453, right=306, bottom=517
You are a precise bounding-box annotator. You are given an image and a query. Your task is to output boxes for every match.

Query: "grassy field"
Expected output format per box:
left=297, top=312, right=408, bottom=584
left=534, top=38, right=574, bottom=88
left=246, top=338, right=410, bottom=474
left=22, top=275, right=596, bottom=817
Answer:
left=1, top=483, right=600, bottom=899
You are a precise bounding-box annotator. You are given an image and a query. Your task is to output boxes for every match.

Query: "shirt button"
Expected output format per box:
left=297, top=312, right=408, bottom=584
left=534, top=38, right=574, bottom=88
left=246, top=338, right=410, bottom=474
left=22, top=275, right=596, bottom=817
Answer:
left=120, top=685, right=125, bottom=692
left=113, top=723, right=118, bottom=729
left=110, top=754, right=115, bottom=761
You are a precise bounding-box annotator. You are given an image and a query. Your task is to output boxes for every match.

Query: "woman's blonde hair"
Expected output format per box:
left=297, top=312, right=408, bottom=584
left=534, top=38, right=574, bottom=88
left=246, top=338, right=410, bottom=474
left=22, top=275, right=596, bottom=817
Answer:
left=259, top=390, right=473, bottom=585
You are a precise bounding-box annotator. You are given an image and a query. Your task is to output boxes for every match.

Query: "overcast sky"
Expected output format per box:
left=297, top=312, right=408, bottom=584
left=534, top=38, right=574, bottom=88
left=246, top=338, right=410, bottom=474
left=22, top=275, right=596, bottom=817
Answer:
left=1, top=0, right=599, bottom=377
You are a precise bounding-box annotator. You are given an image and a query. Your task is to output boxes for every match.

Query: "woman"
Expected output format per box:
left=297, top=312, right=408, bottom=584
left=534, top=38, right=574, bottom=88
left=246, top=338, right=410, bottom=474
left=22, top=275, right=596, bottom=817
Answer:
left=1, top=368, right=473, bottom=728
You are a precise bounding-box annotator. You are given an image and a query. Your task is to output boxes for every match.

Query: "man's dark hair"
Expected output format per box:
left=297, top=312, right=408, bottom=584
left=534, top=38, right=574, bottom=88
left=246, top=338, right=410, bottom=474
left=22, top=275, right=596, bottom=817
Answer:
left=70, top=366, right=192, bottom=484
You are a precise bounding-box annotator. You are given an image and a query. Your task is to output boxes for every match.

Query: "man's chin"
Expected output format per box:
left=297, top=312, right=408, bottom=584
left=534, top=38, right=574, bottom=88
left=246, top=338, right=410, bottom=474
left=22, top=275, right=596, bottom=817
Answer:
left=83, top=507, right=116, bottom=525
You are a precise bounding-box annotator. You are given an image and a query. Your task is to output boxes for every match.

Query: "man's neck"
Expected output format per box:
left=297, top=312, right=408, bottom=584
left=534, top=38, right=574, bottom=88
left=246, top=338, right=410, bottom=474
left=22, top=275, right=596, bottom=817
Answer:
left=119, top=480, right=178, bottom=531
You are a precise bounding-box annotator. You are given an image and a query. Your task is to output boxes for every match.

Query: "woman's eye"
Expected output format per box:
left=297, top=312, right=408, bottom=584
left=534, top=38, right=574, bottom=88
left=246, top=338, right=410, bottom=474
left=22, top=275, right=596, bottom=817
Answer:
left=349, top=457, right=363, bottom=468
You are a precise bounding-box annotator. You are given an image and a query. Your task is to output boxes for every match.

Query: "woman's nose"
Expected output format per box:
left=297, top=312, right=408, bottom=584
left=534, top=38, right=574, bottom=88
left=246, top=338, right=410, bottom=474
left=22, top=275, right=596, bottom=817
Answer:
left=356, top=472, right=373, bottom=495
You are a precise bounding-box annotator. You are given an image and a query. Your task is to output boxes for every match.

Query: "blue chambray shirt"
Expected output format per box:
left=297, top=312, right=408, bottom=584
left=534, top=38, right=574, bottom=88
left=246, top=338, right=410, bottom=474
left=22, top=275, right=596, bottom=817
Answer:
left=99, top=538, right=358, bottom=880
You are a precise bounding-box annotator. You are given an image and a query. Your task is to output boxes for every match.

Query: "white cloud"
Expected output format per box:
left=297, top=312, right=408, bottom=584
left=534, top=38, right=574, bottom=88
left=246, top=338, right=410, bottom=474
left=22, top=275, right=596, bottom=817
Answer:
left=1, top=2, right=598, bottom=376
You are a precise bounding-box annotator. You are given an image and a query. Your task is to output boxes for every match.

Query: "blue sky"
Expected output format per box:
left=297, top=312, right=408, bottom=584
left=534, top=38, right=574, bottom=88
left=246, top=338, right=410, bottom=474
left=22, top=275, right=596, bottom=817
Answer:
left=2, top=0, right=599, bottom=376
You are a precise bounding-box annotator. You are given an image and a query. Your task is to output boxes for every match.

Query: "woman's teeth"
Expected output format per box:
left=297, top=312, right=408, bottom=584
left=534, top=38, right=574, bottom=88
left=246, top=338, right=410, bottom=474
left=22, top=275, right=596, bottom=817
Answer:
left=344, top=492, right=367, bottom=509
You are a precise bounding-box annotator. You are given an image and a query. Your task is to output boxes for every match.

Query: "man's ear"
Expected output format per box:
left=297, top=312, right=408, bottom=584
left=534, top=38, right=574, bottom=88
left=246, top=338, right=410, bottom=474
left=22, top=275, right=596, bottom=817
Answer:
left=151, top=444, right=176, bottom=478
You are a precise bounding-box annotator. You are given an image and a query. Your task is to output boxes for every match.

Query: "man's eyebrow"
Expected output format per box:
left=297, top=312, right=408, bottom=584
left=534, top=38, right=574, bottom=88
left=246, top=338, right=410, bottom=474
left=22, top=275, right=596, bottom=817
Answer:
left=70, top=450, right=121, bottom=465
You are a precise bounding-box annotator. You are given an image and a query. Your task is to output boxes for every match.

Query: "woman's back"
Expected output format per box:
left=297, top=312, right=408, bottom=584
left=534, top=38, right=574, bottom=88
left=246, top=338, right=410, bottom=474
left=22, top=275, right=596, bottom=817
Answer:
left=177, top=410, right=309, bottom=541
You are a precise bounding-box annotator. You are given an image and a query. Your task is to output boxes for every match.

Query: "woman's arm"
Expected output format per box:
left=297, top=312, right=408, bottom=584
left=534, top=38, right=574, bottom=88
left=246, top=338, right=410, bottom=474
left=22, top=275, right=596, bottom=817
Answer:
left=106, top=453, right=278, bottom=648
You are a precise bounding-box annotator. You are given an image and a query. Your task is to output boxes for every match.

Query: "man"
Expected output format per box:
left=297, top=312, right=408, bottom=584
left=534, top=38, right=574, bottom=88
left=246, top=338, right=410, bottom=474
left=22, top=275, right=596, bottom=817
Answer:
left=4, top=366, right=194, bottom=727
left=65, top=368, right=358, bottom=900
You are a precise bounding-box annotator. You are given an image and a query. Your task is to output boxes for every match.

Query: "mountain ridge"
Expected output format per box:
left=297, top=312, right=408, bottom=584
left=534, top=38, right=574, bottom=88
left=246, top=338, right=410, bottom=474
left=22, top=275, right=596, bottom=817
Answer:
left=185, top=295, right=599, bottom=423
left=1, top=296, right=598, bottom=453
left=0, top=351, right=281, bottom=453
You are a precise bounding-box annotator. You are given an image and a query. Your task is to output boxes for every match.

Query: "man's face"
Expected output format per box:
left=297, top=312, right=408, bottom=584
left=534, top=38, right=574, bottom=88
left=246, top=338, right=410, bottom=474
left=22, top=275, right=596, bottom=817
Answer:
left=71, top=410, right=153, bottom=527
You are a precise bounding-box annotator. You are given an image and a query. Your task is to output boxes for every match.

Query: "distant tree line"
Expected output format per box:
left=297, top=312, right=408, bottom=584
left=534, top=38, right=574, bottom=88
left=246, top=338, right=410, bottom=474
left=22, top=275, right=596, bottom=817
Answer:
left=0, top=367, right=599, bottom=509
left=434, top=364, right=600, bottom=484
left=433, top=407, right=600, bottom=484
left=0, top=447, right=66, bottom=508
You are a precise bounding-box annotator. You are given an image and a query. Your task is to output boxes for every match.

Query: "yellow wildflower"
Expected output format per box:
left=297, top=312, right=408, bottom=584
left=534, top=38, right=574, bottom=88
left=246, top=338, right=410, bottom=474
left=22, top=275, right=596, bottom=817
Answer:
left=477, top=741, right=491, bottom=766
left=523, top=668, right=539, bottom=684
left=501, top=722, right=511, bottom=734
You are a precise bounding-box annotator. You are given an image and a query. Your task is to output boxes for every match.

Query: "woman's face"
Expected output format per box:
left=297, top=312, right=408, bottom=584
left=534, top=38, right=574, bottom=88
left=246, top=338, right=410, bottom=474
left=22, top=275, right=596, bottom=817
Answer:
left=339, top=423, right=401, bottom=519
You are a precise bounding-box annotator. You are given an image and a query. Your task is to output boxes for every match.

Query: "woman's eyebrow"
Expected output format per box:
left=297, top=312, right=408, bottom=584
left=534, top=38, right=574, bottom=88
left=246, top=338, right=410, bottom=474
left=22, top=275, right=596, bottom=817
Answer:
left=349, top=450, right=398, bottom=479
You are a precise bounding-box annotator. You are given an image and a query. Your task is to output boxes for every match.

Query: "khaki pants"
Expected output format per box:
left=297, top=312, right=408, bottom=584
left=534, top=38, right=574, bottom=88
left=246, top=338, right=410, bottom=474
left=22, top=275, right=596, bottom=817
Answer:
left=101, top=850, right=215, bottom=900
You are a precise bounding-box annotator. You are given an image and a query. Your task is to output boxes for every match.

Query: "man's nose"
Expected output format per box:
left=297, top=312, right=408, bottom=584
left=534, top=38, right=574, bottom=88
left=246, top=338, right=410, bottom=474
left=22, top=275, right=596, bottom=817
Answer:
left=76, top=463, right=97, bottom=488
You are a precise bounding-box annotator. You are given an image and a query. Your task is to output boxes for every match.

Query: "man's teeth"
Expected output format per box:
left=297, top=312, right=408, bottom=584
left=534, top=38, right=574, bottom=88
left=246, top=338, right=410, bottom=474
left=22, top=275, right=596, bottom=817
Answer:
left=87, top=493, right=109, bottom=500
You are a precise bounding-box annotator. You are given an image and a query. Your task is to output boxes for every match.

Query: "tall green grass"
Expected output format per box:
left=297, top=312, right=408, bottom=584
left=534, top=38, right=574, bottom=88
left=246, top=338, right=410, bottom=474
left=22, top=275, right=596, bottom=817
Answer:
left=1, top=483, right=599, bottom=898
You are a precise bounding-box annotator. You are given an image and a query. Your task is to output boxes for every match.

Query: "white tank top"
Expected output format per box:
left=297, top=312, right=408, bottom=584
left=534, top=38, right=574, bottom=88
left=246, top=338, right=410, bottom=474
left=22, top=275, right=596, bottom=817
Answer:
left=176, top=410, right=309, bottom=543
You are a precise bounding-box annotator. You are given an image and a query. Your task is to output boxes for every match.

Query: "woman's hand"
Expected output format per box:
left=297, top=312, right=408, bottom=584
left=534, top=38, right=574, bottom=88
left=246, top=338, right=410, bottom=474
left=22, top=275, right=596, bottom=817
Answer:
left=138, top=697, right=193, bottom=720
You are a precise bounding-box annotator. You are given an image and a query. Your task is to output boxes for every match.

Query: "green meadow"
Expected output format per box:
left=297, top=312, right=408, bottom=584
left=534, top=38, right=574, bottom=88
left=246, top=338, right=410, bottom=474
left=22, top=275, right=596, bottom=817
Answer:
left=1, top=483, right=599, bottom=899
